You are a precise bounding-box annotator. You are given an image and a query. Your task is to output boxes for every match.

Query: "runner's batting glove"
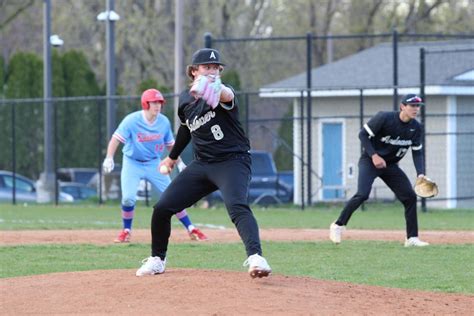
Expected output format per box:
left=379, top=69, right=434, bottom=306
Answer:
left=102, top=157, right=114, bottom=174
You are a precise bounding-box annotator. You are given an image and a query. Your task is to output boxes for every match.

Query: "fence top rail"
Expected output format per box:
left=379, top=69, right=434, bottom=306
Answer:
left=424, top=47, right=474, bottom=54
left=2, top=82, right=472, bottom=104
left=211, top=32, right=473, bottom=44
left=400, top=33, right=474, bottom=39
left=212, top=32, right=393, bottom=43
left=0, top=93, right=179, bottom=104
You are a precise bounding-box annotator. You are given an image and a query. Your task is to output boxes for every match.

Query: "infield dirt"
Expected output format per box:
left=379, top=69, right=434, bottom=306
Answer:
left=1, top=228, right=473, bottom=315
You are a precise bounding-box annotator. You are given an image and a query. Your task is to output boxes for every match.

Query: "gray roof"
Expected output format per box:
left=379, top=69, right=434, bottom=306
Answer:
left=263, top=40, right=474, bottom=90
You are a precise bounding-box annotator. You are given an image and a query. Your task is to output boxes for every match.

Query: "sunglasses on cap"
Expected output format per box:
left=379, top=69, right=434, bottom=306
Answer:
left=402, top=96, right=423, bottom=106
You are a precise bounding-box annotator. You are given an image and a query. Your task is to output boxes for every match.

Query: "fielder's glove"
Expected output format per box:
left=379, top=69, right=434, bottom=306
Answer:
left=190, top=75, right=222, bottom=109
left=414, top=176, right=438, bottom=198
left=102, top=157, right=114, bottom=174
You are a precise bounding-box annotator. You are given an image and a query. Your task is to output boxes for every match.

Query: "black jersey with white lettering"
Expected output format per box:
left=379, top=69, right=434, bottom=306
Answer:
left=178, top=85, right=250, bottom=162
left=361, top=111, right=422, bottom=164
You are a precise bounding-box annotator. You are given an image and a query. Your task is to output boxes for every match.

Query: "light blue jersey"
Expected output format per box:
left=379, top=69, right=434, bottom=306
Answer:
left=113, top=110, right=174, bottom=161
left=113, top=110, right=175, bottom=206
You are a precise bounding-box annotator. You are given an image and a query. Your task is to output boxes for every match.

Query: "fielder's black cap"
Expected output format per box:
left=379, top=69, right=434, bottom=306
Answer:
left=191, top=48, right=225, bottom=66
left=401, top=94, right=424, bottom=105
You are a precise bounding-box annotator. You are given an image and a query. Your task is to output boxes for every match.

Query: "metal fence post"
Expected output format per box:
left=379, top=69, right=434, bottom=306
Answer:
left=306, top=32, right=313, bottom=205
left=11, top=102, right=16, bottom=205
left=204, top=32, right=212, bottom=48
left=54, top=100, right=58, bottom=205
left=244, top=93, right=249, bottom=136
left=392, top=28, right=399, bottom=111
left=300, top=91, right=305, bottom=210
left=98, top=100, right=104, bottom=204
left=359, top=89, right=365, bottom=211
left=419, top=48, right=427, bottom=212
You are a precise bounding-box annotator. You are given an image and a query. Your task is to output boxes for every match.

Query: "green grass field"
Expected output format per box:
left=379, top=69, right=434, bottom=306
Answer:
left=1, top=201, right=473, bottom=230
left=1, top=202, right=473, bottom=294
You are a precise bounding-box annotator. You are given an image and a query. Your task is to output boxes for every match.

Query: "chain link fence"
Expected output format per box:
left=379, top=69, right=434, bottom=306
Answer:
left=1, top=33, right=473, bottom=208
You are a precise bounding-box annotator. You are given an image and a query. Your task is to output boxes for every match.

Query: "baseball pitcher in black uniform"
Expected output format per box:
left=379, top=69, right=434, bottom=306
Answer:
left=136, top=48, right=271, bottom=278
left=330, top=94, right=430, bottom=247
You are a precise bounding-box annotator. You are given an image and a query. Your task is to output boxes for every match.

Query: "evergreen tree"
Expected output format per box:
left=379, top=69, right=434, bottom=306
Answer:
left=3, top=52, right=44, bottom=178
left=52, top=51, right=66, bottom=98
left=0, top=56, right=8, bottom=171
left=221, top=69, right=247, bottom=129
left=57, top=50, right=101, bottom=168
left=0, top=57, right=5, bottom=98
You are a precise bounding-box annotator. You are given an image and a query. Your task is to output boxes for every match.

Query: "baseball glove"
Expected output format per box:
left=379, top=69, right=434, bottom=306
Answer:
left=190, top=75, right=222, bottom=108
left=414, top=176, right=439, bottom=198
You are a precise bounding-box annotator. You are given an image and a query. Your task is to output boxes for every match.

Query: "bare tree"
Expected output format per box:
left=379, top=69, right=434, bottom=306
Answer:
left=403, top=0, right=447, bottom=33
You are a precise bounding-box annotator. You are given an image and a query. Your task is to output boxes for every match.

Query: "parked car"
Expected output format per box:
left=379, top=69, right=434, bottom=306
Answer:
left=277, top=170, right=294, bottom=194
left=0, top=170, right=73, bottom=203
left=57, top=168, right=98, bottom=187
left=59, top=166, right=155, bottom=202
left=207, top=151, right=293, bottom=206
left=59, top=182, right=98, bottom=202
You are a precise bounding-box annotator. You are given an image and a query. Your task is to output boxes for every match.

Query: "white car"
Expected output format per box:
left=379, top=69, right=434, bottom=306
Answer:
left=0, top=170, right=73, bottom=203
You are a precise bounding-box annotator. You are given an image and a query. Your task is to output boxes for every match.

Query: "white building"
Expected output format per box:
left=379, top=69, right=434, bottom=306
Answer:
left=261, top=40, right=474, bottom=208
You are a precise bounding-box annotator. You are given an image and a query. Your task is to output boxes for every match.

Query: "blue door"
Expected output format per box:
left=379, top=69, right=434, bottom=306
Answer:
left=322, top=122, right=343, bottom=199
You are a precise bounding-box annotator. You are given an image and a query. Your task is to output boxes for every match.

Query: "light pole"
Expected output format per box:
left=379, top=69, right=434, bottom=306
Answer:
left=37, top=0, right=64, bottom=203
left=174, top=0, right=184, bottom=132
left=97, top=0, right=120, bottom=140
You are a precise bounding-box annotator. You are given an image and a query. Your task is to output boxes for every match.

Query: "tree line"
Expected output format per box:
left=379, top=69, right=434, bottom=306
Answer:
left=1, top=0, right=473, bottom=178
left=2, top=0, right=473, bottom=94
left=0, top=49, right=243, bottom=179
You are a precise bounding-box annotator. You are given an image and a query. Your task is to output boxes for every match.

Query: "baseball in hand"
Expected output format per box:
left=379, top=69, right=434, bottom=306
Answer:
left=159, top=165, right=170, bottom=175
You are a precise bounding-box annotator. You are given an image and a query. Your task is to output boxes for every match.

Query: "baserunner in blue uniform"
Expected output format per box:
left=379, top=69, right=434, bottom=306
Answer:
left=102, top=88, right=207, bottom=243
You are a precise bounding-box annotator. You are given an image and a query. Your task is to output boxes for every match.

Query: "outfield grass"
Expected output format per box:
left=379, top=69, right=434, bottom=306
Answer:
left=1, top=202, right=473, bottom=230
left=1, top=202, right=473, bottom=294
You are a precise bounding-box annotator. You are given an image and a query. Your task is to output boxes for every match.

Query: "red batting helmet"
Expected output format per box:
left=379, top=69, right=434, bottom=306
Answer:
left=141, top=89, right=166, bottom=110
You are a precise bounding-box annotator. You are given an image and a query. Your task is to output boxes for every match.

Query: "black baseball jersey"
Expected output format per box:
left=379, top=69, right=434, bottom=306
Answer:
left=361, top=111, right=423, bottom=164
left=178, top=85, right=250, bottom=162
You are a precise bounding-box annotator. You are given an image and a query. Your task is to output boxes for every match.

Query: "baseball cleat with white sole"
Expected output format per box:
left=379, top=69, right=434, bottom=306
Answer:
left=329, top=222, right=345, bottom=244
left=243, top=254, right=272, bottom=279
left=136, top=256, right=166, bottom=276
left=404, top=237, right=429, bottom=247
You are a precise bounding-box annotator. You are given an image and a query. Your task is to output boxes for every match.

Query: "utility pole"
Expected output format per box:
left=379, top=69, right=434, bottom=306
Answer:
left=97, top=0, right=120, bottom=140
left=174, top=0, right=184, bottom=132
left=37, top=0, right=55, bottom=203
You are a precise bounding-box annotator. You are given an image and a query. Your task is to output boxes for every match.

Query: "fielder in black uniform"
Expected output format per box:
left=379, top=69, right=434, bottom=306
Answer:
left=136, top=48, right=271, bottom=278
left=329, top=94, right=430, bottom=247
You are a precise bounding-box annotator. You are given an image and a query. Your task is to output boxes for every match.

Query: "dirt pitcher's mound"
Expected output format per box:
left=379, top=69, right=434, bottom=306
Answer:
left=2, top=269, right=473, bottom=315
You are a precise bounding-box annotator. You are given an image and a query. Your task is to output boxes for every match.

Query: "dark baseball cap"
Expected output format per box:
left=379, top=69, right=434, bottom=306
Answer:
left=191, top=48, right=225, bottom=66
left=401, top=94, right=424, bottom=105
